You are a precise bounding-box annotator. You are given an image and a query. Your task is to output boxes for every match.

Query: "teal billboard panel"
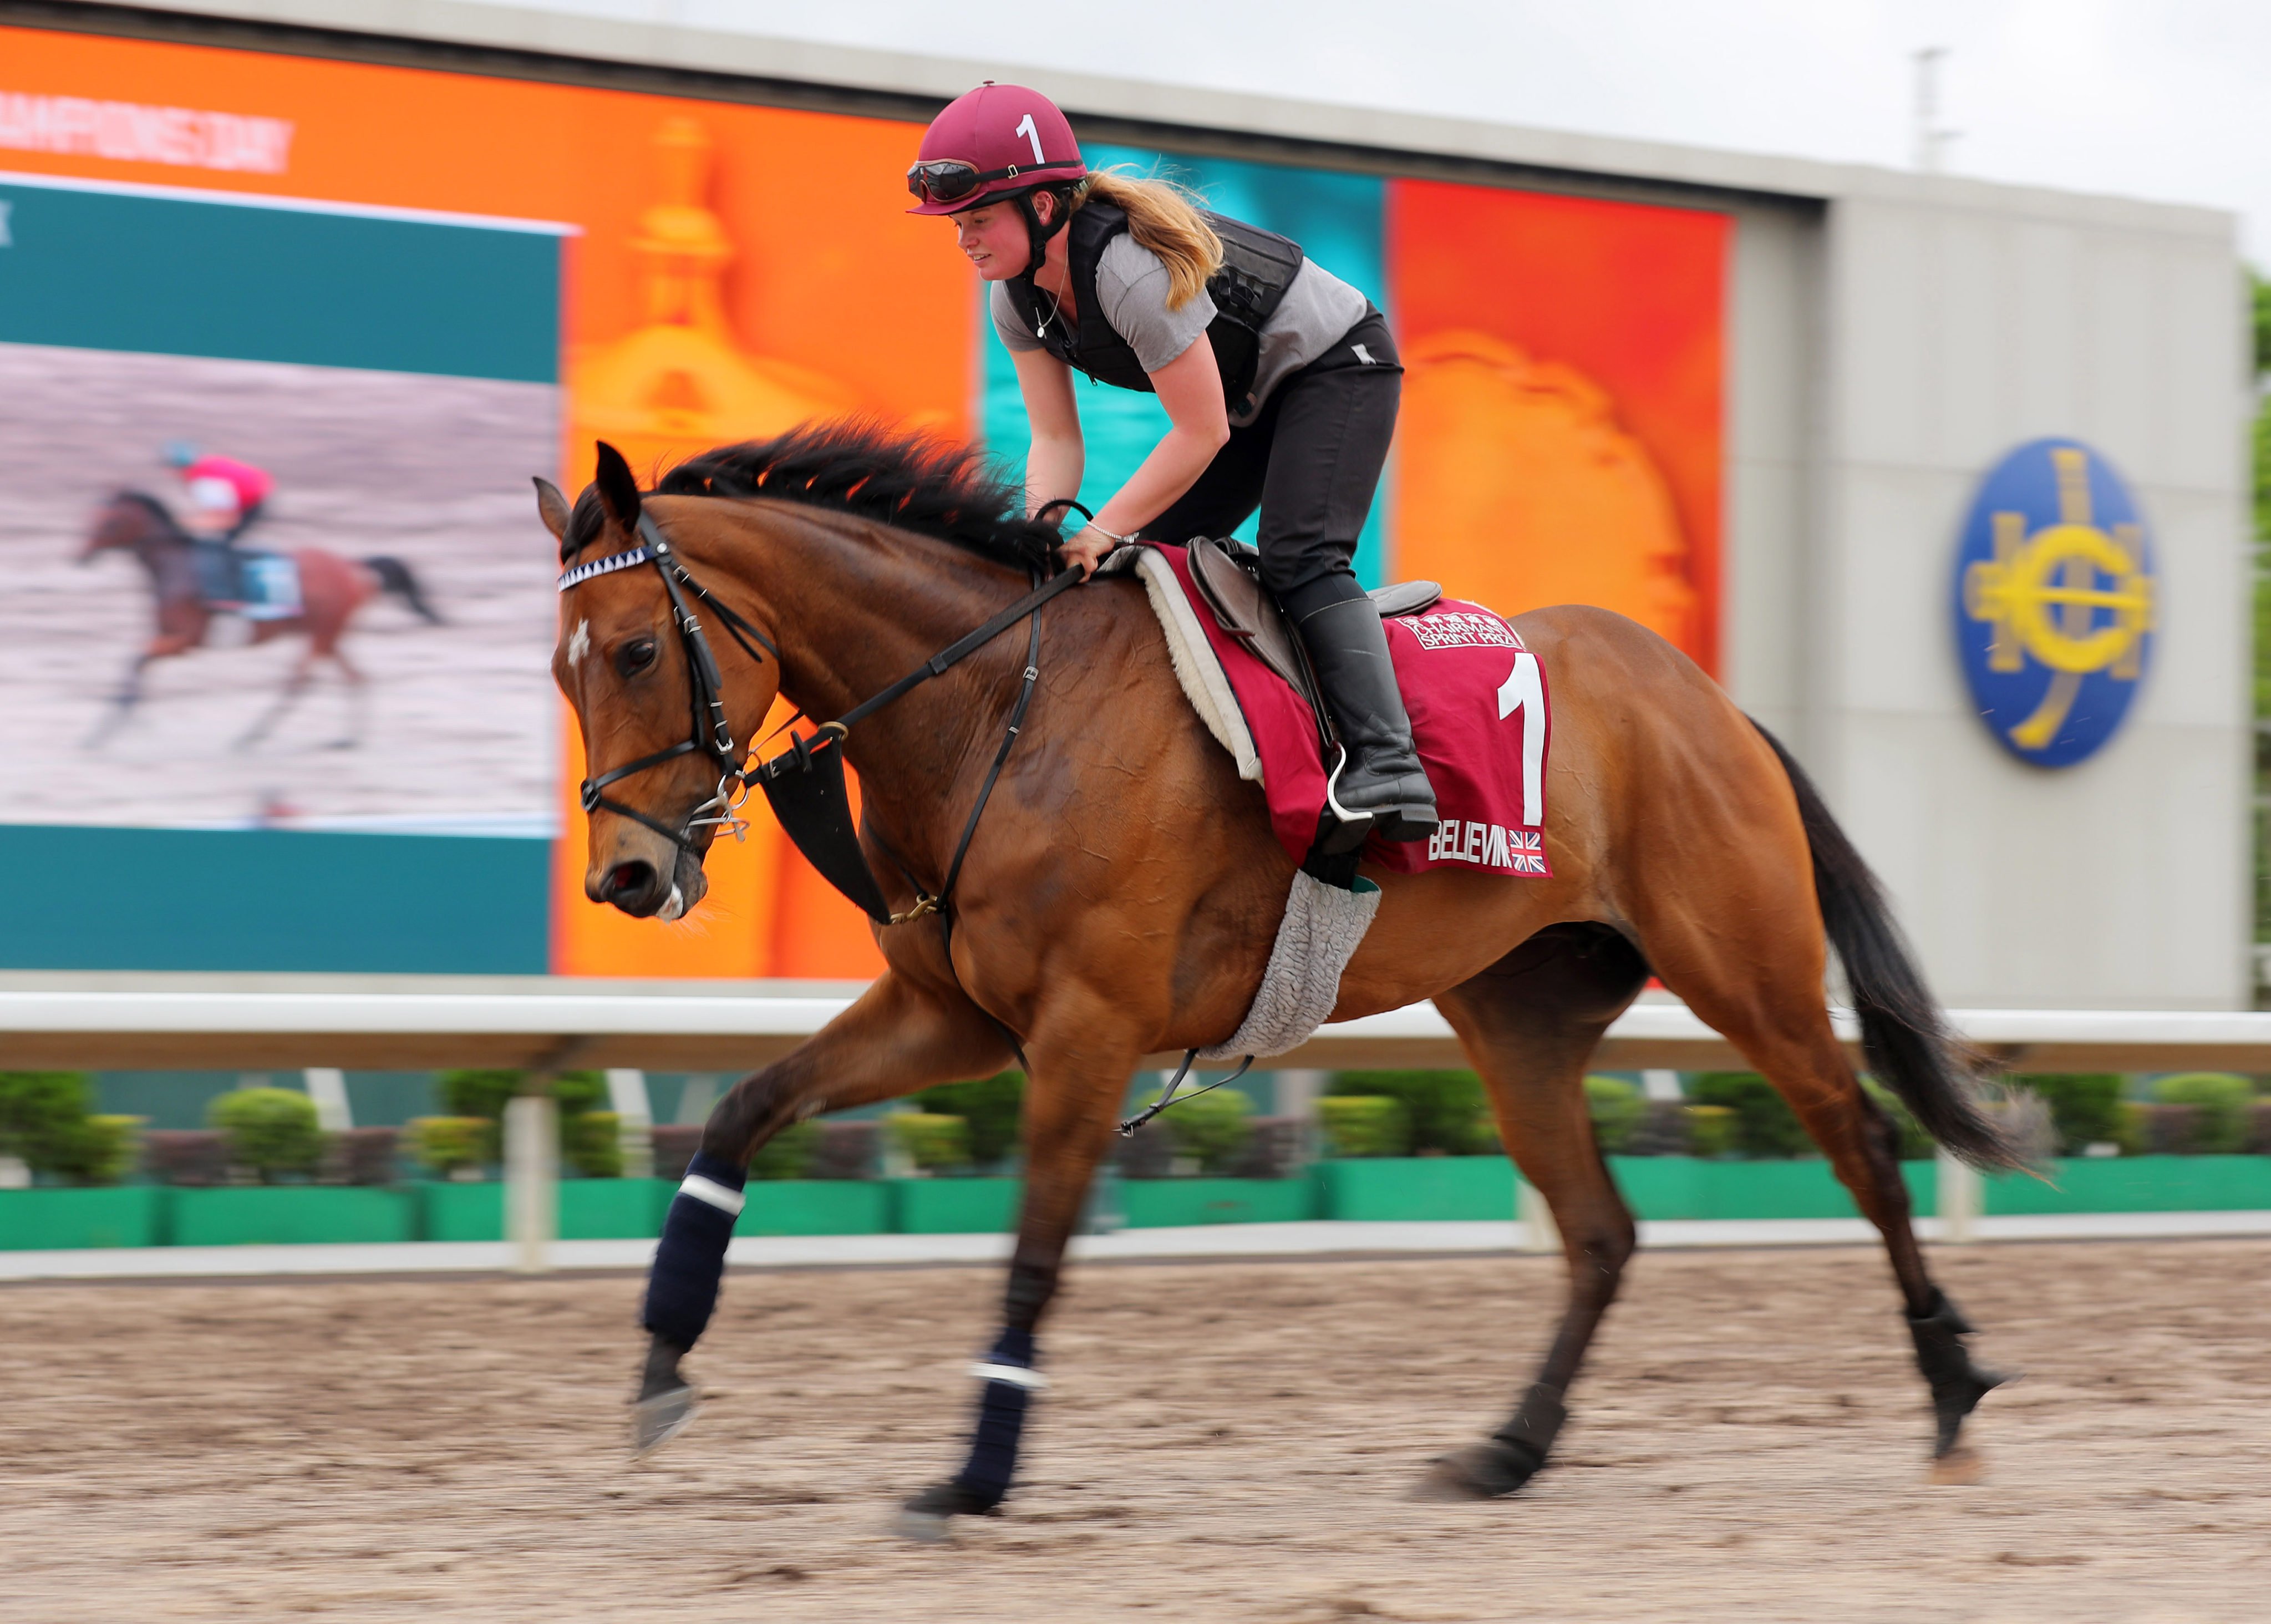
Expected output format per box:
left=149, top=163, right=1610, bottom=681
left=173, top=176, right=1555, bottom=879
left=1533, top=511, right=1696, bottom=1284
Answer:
left=0, top=175, right=563, bottom=381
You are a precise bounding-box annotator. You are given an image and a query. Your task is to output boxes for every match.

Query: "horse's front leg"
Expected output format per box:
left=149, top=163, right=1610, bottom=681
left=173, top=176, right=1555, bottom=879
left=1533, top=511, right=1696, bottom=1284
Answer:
left=85, top=644, right=178, bottom=749
left=633, top=969, right=1012, bottom=1450
left=898, top=1011, right=1139, bottom=1540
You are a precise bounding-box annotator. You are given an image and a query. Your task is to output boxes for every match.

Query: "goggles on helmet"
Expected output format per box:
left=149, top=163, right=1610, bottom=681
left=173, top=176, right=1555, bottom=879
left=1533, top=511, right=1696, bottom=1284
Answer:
left=906, top=155, right=1083, bottom=207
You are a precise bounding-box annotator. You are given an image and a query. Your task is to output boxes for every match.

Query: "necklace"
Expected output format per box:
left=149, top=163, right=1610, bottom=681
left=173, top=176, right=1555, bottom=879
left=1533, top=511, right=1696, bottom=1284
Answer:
left=1033, top=282, right=1064, bottom=340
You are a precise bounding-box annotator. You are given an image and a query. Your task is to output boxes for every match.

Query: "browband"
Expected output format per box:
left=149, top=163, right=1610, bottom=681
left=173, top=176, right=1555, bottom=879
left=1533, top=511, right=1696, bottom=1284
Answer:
left=557, top=545, right=653, bottom=592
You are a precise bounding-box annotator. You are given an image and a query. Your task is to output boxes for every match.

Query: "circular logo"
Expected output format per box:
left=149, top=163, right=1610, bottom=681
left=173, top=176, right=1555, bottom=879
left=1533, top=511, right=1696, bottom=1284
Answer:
left=1953, top=438, right=2156, bottom=768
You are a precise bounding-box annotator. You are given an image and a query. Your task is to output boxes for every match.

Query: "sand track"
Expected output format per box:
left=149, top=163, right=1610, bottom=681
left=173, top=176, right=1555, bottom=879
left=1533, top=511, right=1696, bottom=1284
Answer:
left=2, top=1240, right=2267, bottom=1622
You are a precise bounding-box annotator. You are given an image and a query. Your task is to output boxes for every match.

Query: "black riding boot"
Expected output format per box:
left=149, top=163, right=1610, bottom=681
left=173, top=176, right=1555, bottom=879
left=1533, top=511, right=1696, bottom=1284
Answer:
left=1288, top=587, right=1437, bottom=847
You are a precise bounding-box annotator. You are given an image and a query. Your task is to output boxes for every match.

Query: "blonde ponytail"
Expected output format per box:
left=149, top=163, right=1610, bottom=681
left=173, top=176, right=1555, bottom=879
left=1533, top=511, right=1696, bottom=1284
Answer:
left=1071, top=169, right=1223, bottom=311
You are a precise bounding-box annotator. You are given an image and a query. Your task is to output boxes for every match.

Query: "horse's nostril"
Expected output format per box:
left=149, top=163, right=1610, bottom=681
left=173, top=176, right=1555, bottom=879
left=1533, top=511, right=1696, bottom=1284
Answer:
left=603, top=860, right=657, bottom=905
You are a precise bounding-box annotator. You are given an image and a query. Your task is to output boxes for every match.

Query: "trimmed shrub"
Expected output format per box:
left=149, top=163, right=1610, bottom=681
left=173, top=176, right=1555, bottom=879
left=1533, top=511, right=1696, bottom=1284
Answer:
left=810, top=1119, right=880, bottom=1180
left=1583, top=1076, right=1643, bottom=1154
left=1328, top=1071, right=1490, bottom=1155
left=1318, top=1095, right=1410, bottom=1158
left=210, top=1088, right=323, bottom=1183
left=648, top=1124, right=703, bottom=1183
left=1624, top=1099, right=1693, bottom=1156
left=748, top=1119, right=821, bottom=1181
left=438, top=1069, right=607, bottom=1124
left=2120, top=1102, right=2199, bottom=1156
left=1862, top=1079, right=1935, bottom=1160
left=915, top=1072, right=1026, bottom=1168
left=1116, top=1119, right=1175, bottom=1179
left=144, top=1129, right=227, bottom=1187
left=0, top=1071, right=100, bottom=1179
left=564, top=1110, right=624, bottom=1179
left=2153, top=1074, right=2254, bottom=1153
left=1231, top=1116, right=1305, bottom=1180
left=331, top=1127, right=401, bottom=1186
left=65, top=1116, right=144, bottom=1186
left=436, top=1070, right=616, bottom=1173
left=1688, top=1073, right=1808, bottom=1158
left=890, top=1113, right=971, bottom=1173
left=409, top=1116, right=495, bottom=1179
left=1683, top=1104, right=1737, bottom=1159
left=2017, top=1074, right=2125, bottom=1154
left=1160, top=1085, right=1252, bottom=1175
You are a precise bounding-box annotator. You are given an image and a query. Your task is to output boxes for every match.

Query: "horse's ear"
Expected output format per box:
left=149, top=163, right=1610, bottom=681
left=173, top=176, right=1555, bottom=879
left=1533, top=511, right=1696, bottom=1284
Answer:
left=593, top=441, right=642, bottom=532
left=532, top=477, right=571, bottom=545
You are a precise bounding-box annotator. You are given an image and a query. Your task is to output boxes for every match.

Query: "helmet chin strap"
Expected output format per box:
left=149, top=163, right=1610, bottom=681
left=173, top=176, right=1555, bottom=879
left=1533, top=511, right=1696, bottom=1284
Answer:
left=1013, top=186, right=1074, bottom=277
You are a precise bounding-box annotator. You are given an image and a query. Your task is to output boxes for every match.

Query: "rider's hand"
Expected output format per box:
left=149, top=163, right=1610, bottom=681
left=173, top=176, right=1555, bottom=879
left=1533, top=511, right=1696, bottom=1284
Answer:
left=1058, top=525, right=1118, bottom=578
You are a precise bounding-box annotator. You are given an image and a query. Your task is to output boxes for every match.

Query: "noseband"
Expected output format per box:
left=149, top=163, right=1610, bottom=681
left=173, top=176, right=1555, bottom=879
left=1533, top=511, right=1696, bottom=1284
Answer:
left=556, top=505, right=1086, bottom=925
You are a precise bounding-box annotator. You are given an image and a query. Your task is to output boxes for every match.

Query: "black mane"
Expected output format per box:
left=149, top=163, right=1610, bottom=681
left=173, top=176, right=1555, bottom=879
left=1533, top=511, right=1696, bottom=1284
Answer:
left=113, top=488, right=190, bottom=540
left=639, top=419, right=1059, bottom=572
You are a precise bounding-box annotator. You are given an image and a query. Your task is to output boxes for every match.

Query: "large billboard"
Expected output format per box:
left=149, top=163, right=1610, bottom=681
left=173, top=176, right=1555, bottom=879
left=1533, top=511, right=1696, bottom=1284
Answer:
left=0, top=24, right=1724, bottom=979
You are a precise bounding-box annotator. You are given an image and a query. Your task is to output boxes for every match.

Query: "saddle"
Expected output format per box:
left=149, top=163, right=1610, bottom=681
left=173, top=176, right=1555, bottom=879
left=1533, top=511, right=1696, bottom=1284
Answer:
left=1181, top=535, right=1441, bottom=743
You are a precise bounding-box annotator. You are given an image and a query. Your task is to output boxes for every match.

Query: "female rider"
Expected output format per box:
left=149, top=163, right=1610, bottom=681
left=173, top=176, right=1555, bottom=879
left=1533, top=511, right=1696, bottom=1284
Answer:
left=906, top=82, right=1437, bottom=847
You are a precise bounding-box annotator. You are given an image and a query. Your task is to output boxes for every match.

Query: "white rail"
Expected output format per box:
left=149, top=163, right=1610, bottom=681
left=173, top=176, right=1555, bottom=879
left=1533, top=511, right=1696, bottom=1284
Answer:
left=1, top=975, right=2268, bottom=1072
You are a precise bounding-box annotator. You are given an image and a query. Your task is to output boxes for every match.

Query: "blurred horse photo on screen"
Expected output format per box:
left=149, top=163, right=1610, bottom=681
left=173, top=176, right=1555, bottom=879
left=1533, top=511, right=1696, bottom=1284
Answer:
left=81, top=489, right=441, bottom=750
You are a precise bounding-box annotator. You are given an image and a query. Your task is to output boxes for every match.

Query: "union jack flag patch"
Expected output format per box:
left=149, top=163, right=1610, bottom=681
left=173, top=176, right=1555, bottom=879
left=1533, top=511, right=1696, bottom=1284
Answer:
left=1425, top=817, right=1552, bottom=876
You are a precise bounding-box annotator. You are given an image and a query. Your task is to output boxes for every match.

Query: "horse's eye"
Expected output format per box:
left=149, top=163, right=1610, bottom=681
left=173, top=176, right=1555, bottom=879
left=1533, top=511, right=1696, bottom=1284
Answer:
left=616, top=637, right=659, bottom=677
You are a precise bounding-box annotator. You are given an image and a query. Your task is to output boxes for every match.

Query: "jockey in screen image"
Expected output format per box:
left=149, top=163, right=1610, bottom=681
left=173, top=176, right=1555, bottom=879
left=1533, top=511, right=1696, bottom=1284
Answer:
left=165, top=440, right=275, bottom=606
left=908, top=82, right=1439, bottom=843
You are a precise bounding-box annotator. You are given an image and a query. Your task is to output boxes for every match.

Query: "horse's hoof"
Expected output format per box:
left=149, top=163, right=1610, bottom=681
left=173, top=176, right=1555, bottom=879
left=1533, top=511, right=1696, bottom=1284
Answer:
left=629, top=1383, right=699, bottom=1458
left=1929, top=1444, right=1984, bottom=1486
left=1410, top=1440, right=1538, bottom=1501
left=893, top=1507, right=956, bottom=1544
left=893, top=1481, right=998, bottom=1541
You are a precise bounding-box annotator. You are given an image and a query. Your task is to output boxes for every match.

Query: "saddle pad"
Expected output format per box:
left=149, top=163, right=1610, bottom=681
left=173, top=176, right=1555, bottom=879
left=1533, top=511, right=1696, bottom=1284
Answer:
left=238, top=552, right=302, bottom=621
left=1142, top=544, right=1551, bottom=877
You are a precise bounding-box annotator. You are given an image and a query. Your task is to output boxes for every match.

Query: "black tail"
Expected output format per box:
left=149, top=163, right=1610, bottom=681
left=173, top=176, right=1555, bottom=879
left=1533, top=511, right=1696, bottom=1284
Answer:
left=364, top=556, right=443, bottom=624
left=1751, top=720, right=2016, bottom=1170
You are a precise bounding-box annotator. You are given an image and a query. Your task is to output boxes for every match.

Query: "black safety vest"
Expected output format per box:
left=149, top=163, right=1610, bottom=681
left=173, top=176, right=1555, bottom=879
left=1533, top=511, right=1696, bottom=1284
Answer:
left=1003, top=201, right=1304, bottom=414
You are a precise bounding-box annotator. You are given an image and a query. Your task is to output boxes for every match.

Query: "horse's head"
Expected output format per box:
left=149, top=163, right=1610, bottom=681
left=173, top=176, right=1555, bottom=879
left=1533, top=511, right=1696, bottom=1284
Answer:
left=82, top=490, right=179, bottom=561
left=543, top=443, right=783, bottom=922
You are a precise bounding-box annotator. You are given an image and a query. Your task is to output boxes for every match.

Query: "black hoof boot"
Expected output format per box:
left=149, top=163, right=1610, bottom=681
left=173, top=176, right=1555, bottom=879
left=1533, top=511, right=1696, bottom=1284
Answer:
left=1412, top=1438, right=1544, bottom=1501
left=1413, top=1382, right=1565, bottom=1501
left=894, top=1480, right=1002, bottom=1542
left=1907, top=1289, right=2011, bottom=1472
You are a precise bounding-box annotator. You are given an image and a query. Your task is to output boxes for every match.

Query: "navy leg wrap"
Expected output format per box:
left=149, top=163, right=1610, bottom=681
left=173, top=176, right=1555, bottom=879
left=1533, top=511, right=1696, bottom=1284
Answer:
left=952, top=1326, right=1040, bottom=1510
left=641, top=1150, right=746, bottom=1351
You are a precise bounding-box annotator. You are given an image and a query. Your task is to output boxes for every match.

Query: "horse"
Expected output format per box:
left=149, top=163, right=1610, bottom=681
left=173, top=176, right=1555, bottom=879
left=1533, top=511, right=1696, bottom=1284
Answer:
left=80, top=489, right=441, bottom=749
left=538, top=421, right=2017, bottom=1537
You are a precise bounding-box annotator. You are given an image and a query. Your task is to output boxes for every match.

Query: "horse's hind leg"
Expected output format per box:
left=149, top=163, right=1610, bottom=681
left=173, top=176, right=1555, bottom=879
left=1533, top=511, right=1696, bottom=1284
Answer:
left=1670, top=968, right=2008, bottom=1479
left=236, top=648, right=317, bottom=750
left=1415, top=923, right=1650, bottom=1501
left=324, top=647, right=367, bottom=750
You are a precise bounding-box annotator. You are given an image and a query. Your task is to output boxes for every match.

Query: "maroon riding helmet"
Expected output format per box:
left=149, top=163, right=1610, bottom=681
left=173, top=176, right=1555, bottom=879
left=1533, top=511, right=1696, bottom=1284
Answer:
left=907, top=82, right=1087, bottom=272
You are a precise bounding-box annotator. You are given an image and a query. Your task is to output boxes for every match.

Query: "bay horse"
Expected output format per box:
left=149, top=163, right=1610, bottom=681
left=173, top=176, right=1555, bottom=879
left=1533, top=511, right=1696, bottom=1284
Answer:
left=540, top=422, right=2016, bottom=1537
left=80, top=490, right=441, bottom=749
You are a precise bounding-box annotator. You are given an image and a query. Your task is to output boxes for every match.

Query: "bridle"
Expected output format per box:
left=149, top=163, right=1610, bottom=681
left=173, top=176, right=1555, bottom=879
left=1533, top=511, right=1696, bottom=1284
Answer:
left=559, top=510, right=781, bottom=855
left=556, top=502, right=1088, bottom=923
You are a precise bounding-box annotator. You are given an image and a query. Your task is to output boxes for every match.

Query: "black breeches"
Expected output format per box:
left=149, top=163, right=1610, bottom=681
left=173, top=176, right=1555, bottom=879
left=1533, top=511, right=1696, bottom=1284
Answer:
left=1141, top=308, right=1401, bottom=616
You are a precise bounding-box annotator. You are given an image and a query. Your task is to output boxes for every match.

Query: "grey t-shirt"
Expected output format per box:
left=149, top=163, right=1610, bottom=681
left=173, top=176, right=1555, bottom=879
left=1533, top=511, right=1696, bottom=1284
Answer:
left=990, top=231, right=1370, bottom=427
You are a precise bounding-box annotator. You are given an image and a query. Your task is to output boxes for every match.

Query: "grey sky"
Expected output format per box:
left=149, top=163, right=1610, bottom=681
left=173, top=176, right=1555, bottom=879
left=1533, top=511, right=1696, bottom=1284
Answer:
left=518, top=0, right=2270, bottom=258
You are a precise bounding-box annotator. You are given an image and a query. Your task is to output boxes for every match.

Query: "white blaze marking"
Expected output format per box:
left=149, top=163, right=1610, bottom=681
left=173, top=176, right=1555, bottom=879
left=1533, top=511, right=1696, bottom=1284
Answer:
left=567, top=617, right=590, bottom=667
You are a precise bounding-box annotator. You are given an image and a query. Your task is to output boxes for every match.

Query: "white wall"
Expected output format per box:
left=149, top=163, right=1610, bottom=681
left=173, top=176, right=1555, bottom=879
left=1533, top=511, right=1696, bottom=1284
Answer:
left=1789, top=187, right=2250, bottom=1009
